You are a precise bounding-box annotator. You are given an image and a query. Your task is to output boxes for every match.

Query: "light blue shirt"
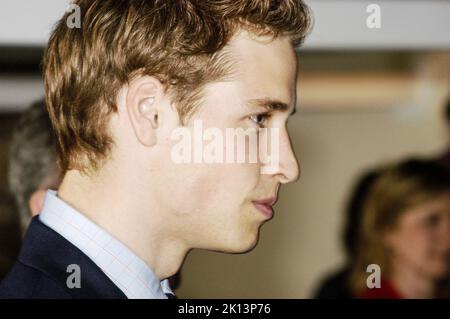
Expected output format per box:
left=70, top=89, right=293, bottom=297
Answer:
left=39, top=190, right=174, bottom=299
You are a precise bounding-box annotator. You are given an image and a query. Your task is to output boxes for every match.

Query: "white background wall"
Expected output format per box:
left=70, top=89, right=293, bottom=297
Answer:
left=0, top=0, right=70, bottom=46
left=303, top=0, right=450, bottom=50
left=1, top=0, right=450, bottom=48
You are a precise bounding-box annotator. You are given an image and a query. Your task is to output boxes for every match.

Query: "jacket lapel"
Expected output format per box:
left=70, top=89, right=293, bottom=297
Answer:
left=19, top=217, right=127, bottom=299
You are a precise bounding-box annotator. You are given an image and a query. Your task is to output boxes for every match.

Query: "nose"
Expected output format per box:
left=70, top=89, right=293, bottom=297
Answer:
left=276, top=128, right=300, bottom=184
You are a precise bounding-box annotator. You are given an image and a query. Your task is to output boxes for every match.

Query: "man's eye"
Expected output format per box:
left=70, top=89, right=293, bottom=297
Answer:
left=249, top=113, right=270, bottom=127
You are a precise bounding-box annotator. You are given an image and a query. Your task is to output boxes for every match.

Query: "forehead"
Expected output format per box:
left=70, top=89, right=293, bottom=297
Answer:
left=191, top=32, right=298, bottom=123
left=226, top=31, right=297, bottom=107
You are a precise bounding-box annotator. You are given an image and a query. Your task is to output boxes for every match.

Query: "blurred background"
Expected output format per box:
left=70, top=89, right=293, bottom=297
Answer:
left=0, top=0, right=449, bottom=298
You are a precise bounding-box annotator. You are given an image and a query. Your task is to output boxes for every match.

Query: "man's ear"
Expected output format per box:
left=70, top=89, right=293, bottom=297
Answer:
left=28, top=189, right=47, bottom=217
left=126, top=76, right=164, bottom=147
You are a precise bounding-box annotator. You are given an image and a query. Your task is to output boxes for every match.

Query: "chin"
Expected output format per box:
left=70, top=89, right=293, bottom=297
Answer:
left=233, top=238, right=259, bottom=254
left=205, top=228, right=260, bottom=254
left=422, top=262, right=449, bottom=280
left=205, top=217, right=264, bottom=254
left=431, top=267, right=450, bottom=280
left=222, top=228, right=261, bottom=254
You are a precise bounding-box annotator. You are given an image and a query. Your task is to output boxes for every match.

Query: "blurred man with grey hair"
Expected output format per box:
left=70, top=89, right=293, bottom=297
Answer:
left=8, top=99, right=61, bottom=234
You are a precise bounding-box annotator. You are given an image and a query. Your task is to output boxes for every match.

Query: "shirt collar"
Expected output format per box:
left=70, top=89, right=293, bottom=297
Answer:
left=39, top=190, right=174, bottom=299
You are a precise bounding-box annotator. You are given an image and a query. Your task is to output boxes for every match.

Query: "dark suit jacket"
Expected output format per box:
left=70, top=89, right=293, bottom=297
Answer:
left=0, top=216, right=126, bottom=299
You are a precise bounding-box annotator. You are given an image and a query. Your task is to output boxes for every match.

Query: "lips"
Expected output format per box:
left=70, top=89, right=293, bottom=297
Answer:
left=252, top=197, right=277, bottom=219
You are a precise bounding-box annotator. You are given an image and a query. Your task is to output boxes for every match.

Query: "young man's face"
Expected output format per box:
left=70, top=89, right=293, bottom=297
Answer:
left=154, top=31, right=299, bottom=253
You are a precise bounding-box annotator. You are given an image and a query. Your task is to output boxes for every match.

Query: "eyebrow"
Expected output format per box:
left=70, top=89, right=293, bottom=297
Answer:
left=246, top=98, right=296, bottom=116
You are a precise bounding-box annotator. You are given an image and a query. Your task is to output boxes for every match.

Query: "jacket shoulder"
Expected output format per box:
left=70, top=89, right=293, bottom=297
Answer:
left=0, top=261, right=71, bottom=299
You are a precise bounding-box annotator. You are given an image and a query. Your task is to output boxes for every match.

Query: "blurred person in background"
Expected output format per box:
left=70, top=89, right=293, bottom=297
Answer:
left=8, top=99, right=61, bottom=234
left=350, top=159, right=450, bottom=299
left=314, top=167, right=383, bottom=298
left=0, top=100, right=60, bottom=281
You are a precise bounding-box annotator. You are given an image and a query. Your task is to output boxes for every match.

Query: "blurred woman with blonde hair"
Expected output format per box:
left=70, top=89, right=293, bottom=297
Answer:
left=351, top=159, right=450, bottom=298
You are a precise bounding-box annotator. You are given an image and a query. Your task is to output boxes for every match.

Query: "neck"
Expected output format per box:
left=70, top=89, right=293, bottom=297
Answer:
left=57, top=164, right=189, bottom=280
left=390, top=261, right=435, bottom=299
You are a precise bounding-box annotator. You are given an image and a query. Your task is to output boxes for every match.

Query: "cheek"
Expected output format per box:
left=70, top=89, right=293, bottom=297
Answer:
left=164, top=161, right=261, bottom=214
left=193, top=164, right=261, bottom=209
left=391, top=227, right=434, bottom=262
left=157, top=127, right=263, bottom=217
